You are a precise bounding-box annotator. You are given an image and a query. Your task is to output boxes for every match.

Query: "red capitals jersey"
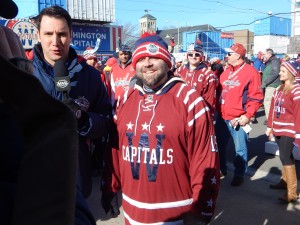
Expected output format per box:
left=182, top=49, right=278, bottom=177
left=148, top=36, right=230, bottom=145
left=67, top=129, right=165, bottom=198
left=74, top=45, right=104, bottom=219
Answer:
left=267, top=83, right=300, bottom=147
left=111, top=77, right=220, bottom=224
left=175, top=64, right=218, bottom=114
left=110, top=61, right=135, bottom=104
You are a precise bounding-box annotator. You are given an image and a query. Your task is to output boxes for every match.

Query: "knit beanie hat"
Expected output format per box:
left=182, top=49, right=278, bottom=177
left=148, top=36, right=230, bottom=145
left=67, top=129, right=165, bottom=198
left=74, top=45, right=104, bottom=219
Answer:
left=132, top=32, right=172, bottom=69
left=83, top=47, right=97, bottom=60
left=281, top=60, right=300, bottom=77
left=119, top=44, right=132, bottom=53
left=187, top=43, right=203, bottom=53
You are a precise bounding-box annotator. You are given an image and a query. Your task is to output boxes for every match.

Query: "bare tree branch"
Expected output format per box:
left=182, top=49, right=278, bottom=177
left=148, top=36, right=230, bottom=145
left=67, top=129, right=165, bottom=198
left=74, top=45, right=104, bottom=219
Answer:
left=113, top=21, right=140, bottom=49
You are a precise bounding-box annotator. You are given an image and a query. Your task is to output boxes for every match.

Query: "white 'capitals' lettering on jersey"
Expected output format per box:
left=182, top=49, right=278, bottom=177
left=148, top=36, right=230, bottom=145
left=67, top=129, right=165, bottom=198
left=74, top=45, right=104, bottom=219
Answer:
left=122, top=146, right=173, bottom=165
left=224, top=79, right=240, bottom=87
left=123, top=116, right=174, bottom=181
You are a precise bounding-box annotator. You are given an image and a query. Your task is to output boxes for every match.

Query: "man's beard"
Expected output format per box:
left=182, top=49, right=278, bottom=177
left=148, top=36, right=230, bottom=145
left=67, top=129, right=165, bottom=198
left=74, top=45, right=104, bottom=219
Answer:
left=137, top=64, right=168, bottom=89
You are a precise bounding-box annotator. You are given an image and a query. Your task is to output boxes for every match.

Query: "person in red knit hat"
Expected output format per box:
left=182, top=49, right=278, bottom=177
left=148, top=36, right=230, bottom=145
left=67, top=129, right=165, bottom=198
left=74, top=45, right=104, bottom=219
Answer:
left=101, top=32, right=219, bottom=225
left=266, top=60, right=300, bottom=203
left=83, top=47, right=98, bottom=67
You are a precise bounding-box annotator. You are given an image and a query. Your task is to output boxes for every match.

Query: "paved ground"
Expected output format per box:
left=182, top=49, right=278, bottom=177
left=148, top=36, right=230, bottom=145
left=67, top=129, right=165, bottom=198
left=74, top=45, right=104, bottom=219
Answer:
left=226, top=108, right=300, bottom=177
left=87, top=169, right=300, bottom=225
left=87, top=108, right=300, bottom=225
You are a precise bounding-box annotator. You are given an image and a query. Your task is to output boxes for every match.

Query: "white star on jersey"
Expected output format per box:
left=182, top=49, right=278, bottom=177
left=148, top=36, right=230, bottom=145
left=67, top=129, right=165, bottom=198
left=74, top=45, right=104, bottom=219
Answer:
left=156, top=123, right=165, bottom=132
left=142, top=122, right=149, bottom=131
left=126, top=121, right=134, bottom=130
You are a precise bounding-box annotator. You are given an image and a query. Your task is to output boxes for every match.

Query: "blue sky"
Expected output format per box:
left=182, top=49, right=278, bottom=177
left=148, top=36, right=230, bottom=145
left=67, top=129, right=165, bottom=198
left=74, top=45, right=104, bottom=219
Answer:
left=115, top=0, right=293, bottom=31
left=13, top=0, right=292, bottom=32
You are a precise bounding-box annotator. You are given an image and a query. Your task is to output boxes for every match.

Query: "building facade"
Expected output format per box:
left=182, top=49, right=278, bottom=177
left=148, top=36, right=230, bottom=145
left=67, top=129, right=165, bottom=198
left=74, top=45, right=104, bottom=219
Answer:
left=233, top=30, right=254, bottom=57
left=7, top=0, right=119, bottom=57
left=253, top=16, right=291, bottom=55
left=139, top=10, right=156, bottom=35
left=291, top=0, right=300, bottom=36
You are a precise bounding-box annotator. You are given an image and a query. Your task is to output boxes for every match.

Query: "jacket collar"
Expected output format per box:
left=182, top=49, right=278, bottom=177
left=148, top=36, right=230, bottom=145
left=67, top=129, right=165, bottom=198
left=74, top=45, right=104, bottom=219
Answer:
left=229, top=60, right=246, bottom=71
left=186, top=62, right=208, bottom=70
left=33, top=43, right=83, bottom=78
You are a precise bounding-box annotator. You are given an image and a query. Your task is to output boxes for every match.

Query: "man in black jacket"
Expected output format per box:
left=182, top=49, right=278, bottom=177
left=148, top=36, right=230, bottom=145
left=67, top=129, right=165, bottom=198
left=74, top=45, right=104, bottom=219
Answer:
left=32, top=6, right=112, bottom=198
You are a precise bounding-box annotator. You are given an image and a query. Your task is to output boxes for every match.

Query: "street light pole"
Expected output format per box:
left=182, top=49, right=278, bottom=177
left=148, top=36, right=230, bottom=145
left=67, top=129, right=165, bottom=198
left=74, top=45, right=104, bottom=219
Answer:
left=177, top=23, right=180, bottom=51
left=207, top=24, right=209, bottom=57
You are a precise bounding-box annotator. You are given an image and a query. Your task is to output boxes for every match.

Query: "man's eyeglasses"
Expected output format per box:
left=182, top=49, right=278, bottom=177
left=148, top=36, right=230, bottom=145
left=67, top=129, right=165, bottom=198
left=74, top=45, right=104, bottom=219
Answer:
left=188, top=53, right=201, bottom=58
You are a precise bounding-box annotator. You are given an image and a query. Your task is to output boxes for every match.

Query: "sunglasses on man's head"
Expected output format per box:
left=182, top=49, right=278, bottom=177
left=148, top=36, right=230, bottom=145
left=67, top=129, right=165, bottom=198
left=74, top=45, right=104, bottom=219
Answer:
left=188, top=53, right=201, bottom=57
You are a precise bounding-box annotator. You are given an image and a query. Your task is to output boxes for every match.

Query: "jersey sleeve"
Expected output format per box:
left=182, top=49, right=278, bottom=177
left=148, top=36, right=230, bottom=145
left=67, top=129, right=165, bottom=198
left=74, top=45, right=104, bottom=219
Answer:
left=245, top=70, right=264, bottom=119
left=293, top=86, right=300, bottom=150
left=101, top=96, right=122, bottom=194
left=201, top=70, right=218, bottom=114
left=185, top=91, right=220, bottom=223
left=267, top=90, right=276, bottom=128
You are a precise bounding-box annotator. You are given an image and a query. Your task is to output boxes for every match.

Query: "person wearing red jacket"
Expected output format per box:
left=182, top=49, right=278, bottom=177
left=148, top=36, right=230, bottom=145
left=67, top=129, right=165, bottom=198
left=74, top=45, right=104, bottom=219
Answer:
left=175, top=44, right=218, bottom=115
left=110, top=45, right=135, bottom=106
left=102, top=33, right=219, bottom=225
left=216, top=43, right=263, bottom=186
left=266, top=60, right=300, bottom=203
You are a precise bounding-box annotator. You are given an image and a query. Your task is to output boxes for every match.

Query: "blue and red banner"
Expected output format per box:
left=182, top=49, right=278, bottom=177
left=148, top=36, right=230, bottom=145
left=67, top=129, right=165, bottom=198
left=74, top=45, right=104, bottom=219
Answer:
left=0, top=19, right=122, bottom=54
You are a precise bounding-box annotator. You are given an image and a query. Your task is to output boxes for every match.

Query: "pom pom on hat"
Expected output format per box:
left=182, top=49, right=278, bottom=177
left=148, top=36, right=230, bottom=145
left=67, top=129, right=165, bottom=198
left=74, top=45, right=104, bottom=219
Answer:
left=281, top=60, right=300, bottom=77
left=83, top=47, right=97, bottom=60
left=132, top=32, right=172, bottom=69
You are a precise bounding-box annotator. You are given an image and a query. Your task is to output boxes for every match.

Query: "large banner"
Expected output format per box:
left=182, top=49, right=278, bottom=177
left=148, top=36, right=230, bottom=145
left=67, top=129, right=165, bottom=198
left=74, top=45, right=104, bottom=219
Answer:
left=72, top=23, right=122, bottom=53
left=220, top=32, right=234, bottom=39
left=0, top=19, right=122, bottom=54
left=0, top=19, right=39, bottom=49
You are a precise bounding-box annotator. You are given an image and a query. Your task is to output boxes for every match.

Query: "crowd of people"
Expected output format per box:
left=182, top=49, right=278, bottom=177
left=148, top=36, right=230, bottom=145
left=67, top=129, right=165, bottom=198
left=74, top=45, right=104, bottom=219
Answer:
left=1, top=1, right=300, bottom=225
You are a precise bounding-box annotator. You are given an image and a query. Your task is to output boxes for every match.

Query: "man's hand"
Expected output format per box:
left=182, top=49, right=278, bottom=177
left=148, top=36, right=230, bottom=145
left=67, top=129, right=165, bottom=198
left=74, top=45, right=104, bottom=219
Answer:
left=238, top=114, right=250, bottom=126
left=266, top=127, right=272, bottom=137
left=63, top=99, right=82, bottom=118
left=63, top=99, right=89, bottom=128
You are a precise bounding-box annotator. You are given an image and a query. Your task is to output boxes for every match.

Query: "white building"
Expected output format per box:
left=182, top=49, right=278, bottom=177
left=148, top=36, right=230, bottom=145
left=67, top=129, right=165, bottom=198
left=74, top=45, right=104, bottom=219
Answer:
left=291, top=0, right=300, bottom=36
left=139, top=10, right=157, bottom=35
left=13, top=0, right=115, bottom=23
left=254, top=35, right=290, bottom=54
left=67, top=0, right=115, bottom=22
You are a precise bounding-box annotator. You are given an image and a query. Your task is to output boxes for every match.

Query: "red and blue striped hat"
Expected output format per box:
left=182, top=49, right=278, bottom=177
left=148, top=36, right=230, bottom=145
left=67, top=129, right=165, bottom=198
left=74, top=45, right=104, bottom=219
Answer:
left=281, top=60, right=300, bottom=77
left=132, top=32, right=171, bottom=69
